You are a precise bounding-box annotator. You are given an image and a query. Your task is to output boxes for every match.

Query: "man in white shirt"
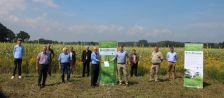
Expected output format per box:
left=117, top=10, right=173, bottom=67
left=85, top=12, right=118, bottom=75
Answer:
left=166, top=47, right=178, bottom=80
left=113, top=45, right=129, bottom=85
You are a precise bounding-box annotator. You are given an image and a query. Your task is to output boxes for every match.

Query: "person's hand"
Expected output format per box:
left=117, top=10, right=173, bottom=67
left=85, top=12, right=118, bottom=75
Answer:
left=109, top=60, right=114, bottom=63
left=125, top=64, right=128, bottom=67
left=161, top=59, right=163, bottom=62
left=126, top=62, right=129, bottom=65
left=36, top=65, right=39, bottom=71
left=100, top=61, right=104, bottom=63
left=59, top=63, right=61, bottom=70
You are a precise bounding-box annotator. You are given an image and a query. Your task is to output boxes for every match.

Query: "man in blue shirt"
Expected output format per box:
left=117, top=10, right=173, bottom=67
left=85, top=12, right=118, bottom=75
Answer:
left=90, top=47, right=100, bottom=87
left=58, top=47, right=72, bottom=83
left=11, top=38, right=25, bottom=79
left=113, top=45, right=129, bottom=85
left=166, top=47, right=178, bottom=80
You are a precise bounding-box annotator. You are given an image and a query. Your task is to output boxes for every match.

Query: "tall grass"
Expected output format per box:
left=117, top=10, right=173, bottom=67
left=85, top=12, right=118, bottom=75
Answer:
left=0, top=43, right=223, bottom=80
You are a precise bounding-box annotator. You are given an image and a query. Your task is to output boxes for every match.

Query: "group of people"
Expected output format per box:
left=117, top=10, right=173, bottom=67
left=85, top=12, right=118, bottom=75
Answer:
left=11, top=38, right=178, bottom=88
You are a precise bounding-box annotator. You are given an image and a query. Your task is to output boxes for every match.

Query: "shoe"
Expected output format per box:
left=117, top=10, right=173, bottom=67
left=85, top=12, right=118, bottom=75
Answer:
left=41, top=84, right=45, bottom=88
left=62, top=81, right=65, bottom=83
left=18, top=76, right=22, bottom=79
left=11, top=76, right=15, bottom=79
left=125, top=82, right=129, bottom=86
left=95, top=83, right=99, bottom=87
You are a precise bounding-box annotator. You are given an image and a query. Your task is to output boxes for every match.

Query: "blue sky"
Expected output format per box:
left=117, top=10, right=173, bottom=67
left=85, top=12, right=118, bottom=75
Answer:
left=0, top=0, right=224, bottom=42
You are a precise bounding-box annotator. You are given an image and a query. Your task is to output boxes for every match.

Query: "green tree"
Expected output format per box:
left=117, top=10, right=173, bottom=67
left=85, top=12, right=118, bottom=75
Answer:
left=138, top=40, right=148, bottom=47
left=0, top=22, right=15, bottom=42
left=16, top=31, right=30, bottom=41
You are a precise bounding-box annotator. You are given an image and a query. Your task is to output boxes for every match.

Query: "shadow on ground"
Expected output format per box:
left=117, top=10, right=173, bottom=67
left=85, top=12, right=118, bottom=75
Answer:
left=203, top=82, right=211, bottom=88
left=128, top=81, right=139, bottom=86
left=0, top=91, right=7, bottom=98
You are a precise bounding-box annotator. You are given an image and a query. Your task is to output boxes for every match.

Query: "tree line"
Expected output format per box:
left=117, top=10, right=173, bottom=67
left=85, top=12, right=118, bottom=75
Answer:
left=0, top=23, right=30, bottom=42
left=1, top=22, right=224, bottom=48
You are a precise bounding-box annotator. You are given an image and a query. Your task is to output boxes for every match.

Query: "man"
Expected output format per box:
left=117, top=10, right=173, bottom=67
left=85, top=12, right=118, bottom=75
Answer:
left=90, top=47, right=100, bottom=87
left=36, top=46, right=51, bottom=88
left=46, top=44, right=55, bottom=76
left=69, top=47, right=76, bottom=77
left=113, top=45, right=129, bottom=85
left=150, top=46, right=163, bottom=82
left=81, top=46, right=92, bottom=77
left=129, top=49, right=139, bottom=77
left=11, top=38, right=25, bottom=79
left=58, top=47, right=72, bottom=83
left=166, top=47, right=178, bottom=80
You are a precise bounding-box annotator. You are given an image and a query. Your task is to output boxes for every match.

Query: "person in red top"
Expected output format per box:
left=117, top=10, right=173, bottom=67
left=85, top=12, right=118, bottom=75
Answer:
left=129, top=49, right=139, bottom=77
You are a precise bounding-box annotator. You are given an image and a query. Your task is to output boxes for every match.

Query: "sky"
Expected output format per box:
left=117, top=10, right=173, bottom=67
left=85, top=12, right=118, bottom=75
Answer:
left=0, top=0, right=224, bottom=42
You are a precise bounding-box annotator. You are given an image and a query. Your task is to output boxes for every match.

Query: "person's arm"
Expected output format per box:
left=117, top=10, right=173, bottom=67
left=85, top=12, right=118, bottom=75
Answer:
left=13, top=46, right=16, bottom=57
left=126, top=52, right=129, bottom=65
left=74, top=52, right=76, bottom=64
left=129, top=54, right=132, bottom=64
left=150, top=53, right=153, bottom=63
left=88, top=51, right=92, bottom=62
left=69, top=54, right=73, bottom=68
left=70, top=52, right=73, bottom=60
left=22, top=46, right=25, bottom=57
left=111, top=54, right=117, bottom=62
left=58, top=54, right=61, bottom=70
left=51, top=50, right=55, bottom=58
left=36, top=54, right=40, bottom=72
left=81, top=51, right=84, bottom=62
left=175, top=53, right=178, bottom=61
left=166, top=53, right=169, bottom=61
left=136, top=54, right=139, bottom=63
left=160, top=52, right=164, bottom=62
left=58, top=54, right=61, bottom=62
left=91, top=53, right=99, bottom=62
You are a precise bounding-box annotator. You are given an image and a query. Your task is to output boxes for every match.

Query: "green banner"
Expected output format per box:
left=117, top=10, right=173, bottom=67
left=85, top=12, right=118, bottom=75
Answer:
left=184, top=43, right=204, bottom=88
left=99, top=41, right=118, bottom=85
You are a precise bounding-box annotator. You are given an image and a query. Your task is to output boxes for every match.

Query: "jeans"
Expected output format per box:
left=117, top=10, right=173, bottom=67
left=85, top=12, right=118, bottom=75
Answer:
left=61, top=63, right=71, bottom=82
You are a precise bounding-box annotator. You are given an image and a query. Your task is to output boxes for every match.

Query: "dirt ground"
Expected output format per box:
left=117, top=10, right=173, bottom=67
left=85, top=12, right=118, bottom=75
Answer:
left=0, top=74, right=224, bottom=98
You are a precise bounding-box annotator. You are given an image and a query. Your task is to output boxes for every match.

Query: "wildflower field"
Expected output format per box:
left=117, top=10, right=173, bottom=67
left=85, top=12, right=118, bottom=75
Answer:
left=0, top=43, right=224, bottom=98
left=0, top=43, right=224, bottom=80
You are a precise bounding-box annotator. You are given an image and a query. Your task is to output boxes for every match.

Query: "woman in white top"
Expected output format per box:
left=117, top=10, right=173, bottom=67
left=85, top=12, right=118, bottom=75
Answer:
left=166, top=47, right=178, bottom=80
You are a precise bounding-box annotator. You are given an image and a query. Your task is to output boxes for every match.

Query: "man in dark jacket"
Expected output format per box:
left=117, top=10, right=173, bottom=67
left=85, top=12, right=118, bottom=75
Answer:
left=46, top=44, right=55, bottom=77
left=69, top=47, right=76, bottom=77
left=82, top=46, right=92, bottom=77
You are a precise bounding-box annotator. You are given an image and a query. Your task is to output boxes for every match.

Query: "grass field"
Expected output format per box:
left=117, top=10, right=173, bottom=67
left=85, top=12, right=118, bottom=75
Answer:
left=0, top=73, right=224, bottom=98
left=0, top=43, right=224, bottom=97
left=0, top=43, right=224, bottom=80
